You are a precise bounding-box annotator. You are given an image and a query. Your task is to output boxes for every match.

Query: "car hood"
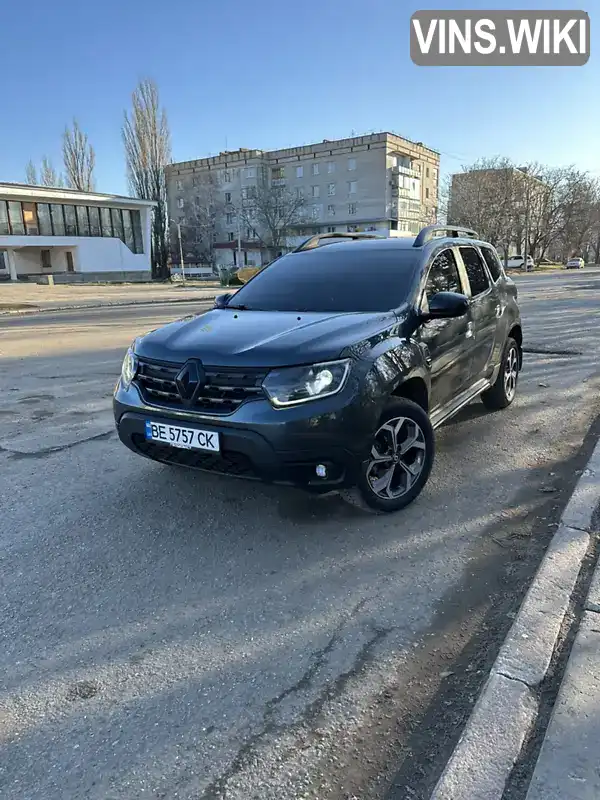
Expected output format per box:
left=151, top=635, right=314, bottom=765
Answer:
left=135, top=308, right=397, bottom=367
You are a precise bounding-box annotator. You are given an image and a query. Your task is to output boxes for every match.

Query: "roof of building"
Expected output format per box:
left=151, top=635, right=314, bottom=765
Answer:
left=167, top=131, right=440, bottom=172
left=0, top=182, right=156, bottom=206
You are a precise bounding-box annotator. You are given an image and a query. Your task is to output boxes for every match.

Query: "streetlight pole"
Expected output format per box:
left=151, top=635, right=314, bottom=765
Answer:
left=177, top=223, right=187, bottom=286
left=524, top=187, right=531, bottom=272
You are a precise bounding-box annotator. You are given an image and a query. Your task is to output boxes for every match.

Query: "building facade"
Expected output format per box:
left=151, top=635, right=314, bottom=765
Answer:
left=0, top=184, right=154, bottom=283
left=166, top=132, right=440, bottom=272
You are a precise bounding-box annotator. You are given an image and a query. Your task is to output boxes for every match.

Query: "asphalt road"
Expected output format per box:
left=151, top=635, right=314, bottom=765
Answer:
left=1, top=269, right=600, bottom=800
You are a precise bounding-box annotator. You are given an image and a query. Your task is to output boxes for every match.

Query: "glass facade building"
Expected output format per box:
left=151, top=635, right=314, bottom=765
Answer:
left=0, top=199, right=144, bottom=254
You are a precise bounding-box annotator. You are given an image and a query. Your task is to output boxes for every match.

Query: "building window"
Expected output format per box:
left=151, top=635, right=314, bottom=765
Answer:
left=50, top=204, right=65, bottom=236
left=228, top=231, right=235, bottom=241
left=312, top=204, right=321, bottom=219
left=327, top=204, right=335, bottom=216
left=132, top=210, right=143, bottom=253
left=76, top=206, right=90, bottom=236
left=22, top=202, right=39, bottom=235
left=348, top=203, right=357, bottom=215
left=347, top=224, right=358, bottom=232
left=328, top=183, right=336, bottom=196
left=100, top=207, right=112, bottom=237
left=226, top=212, right=234, bottom=224
left=390, top=220, right=398, bottom=230
left=122, top=209, right=135, bottom=250
left=177, top=198, right=184, bottom=209
left=88, top=206, right=101, bottom=237
left=327, top=161, right=335, bottom=174
left=327, top=226, right=336, bottom=232
left=296, top=186, right=304, bottom=199
left=271, top=167, right=285, bottom=180
left=425, top=187, right=430, bottom=199
left=225, top=192, right=232, bottom=203
left=433, top=169, right=438, bottom=180
left=348, top=158, right=356, bottom=171
left=66, top=251, right=75, bottom=272
left=111, top=208, right=125, bottom=242
left=0, top=201, right=9, bottom=235
left=222, top=170, right=232, bottom=183
left=348, top=180, right=357, bottom=194
left=312, top=163, right=319, bottom=175
left=244, top=166, right=257, bottom=179
left=7, top=201, right=25, bottom=235
left=426, top=167, right=430, bottom=178
left=296, top=165, right=303, bottom=178
left=65, top=204, right=78, bottom=236
left=312, top=185, right=320, bottom=198
left=176, top=179, right=183, bottom=191
left=41, top=249, right=52, bottom=268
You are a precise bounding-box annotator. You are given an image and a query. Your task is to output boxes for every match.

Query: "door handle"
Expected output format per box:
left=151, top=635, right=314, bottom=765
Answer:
left=466, top=322, right=474, bottom=339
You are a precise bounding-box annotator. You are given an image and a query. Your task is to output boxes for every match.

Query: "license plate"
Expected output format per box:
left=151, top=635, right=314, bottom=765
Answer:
left=145, top=420, right=220, bottom=452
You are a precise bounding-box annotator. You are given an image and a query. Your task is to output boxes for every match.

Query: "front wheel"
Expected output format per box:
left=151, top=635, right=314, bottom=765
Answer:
left=355, top=399, right=435, bottom=513
left=481, top=337, right=520, bottom=411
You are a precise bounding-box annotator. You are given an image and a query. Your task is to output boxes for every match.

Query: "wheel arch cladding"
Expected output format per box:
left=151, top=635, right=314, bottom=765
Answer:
left=392, top=376, right=429, bottom=413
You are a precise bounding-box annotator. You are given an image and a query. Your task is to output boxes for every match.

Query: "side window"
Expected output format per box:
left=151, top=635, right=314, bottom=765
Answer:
left=460, top=247, right=490, bottom=297
left=425, top=249, right=461, bottom=304
left=481, top=246, right=502, bottom=281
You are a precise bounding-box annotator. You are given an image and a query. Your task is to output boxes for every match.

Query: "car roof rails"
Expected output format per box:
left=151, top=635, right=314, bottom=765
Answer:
left=293, top=231, right=385, bottom=252
left=413, top=225, right=479, bottom=248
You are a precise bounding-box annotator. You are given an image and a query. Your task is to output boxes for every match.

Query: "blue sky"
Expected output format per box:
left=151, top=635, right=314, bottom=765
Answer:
left=2, top=0, right=597, bottom=194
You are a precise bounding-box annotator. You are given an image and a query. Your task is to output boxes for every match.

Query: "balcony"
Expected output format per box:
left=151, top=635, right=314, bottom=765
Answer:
left=392, top=165, right=421, bottom=179
left=391, top=186, right=412, bottom=199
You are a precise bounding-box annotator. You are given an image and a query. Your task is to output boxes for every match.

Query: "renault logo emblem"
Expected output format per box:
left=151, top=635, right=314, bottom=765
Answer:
left=175, top=360, right=206, bottom=406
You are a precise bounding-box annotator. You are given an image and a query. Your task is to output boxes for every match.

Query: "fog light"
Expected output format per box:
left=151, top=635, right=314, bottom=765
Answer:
left=315, top=464, right=328, bottom=478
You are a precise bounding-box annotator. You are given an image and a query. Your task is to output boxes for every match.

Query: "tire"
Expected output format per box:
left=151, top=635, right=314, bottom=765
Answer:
left=353, top=398, right=435, bottom=513
left=481, top=336, right=520, bottom=411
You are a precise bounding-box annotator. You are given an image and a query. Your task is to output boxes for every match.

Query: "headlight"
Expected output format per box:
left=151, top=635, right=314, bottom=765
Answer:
left=263, top=359, right=351, bottom=407
left=120, top=346, right=138, bottom=389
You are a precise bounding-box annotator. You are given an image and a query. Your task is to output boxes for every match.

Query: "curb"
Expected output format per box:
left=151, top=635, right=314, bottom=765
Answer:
left=0, top=295, right=218, bottom=317
left=430, top=437, right=600, bottom=800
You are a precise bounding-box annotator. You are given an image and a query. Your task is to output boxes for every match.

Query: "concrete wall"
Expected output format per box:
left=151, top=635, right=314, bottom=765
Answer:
left=0, top=235, right=150, bottom=274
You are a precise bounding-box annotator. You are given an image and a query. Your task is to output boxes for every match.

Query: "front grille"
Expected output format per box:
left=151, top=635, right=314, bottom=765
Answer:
left=133, top=434, right=257, bottom=477
left=135, top=359, right=268, bottom=415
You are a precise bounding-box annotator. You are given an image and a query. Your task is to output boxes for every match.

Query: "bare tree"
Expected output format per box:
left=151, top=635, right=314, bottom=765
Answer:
left=40, top=157, right=64, bottom=188
left=25, top=161, right=38, bottom=185
left=237, top=168, right=306, bottom=260
left=122, top=79, right=171, bottom=279
left=173, top=174, right=223, bottom=272
left=62, top=120, right=96, bottom=191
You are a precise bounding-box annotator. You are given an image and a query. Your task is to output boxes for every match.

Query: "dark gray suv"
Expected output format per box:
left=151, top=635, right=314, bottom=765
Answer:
left=114, top=225, right=522, bottom=512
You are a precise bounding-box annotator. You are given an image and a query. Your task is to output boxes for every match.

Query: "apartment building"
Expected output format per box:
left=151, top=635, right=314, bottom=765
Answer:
left=166, top=132, right=440, bottom=271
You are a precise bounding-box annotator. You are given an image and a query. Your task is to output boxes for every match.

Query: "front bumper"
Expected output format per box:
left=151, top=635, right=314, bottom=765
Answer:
left=114, top=379, right=378, bottom=492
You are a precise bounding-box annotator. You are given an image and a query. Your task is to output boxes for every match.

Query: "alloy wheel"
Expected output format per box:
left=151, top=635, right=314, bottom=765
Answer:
left=504, top=346, right=519, bottom=401
left=366, top=416, right=427, bottom=500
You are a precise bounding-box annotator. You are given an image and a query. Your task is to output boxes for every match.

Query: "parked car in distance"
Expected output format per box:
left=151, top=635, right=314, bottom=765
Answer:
left=114, top=226, right=523, bottom=513
left=566, top=257, right=585, bottom=269
left=506, top=254, right=535, bottom=270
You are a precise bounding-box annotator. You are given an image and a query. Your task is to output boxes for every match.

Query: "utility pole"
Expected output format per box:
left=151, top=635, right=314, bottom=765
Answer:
left=177, top=223, right=187, bottom=285
left=236, top=214, right=243, bottom=273
left=524, top=183, right=531, bottom=272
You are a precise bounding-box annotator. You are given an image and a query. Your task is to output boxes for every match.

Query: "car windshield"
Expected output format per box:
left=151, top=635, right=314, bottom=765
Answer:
left=228, top=246, right=420, bottom=313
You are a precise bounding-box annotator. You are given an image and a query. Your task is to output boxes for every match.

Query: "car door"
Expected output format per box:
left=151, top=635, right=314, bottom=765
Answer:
left=416, top=247, right=472, bottom=413
left=458, top=245, right=498, bottom=383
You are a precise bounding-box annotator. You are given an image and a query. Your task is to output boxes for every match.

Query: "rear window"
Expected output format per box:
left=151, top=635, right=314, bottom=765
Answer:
left=230, top=246, right=420, bottom=313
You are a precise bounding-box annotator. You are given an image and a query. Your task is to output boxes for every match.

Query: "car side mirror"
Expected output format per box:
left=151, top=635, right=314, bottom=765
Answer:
left=214, top=293, right=232, bottom=309
left=422, top=291, right=469, bottom=321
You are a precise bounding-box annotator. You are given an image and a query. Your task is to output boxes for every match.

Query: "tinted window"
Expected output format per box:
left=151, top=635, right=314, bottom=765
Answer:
left=231, top=246, right=419, bottom=313
left=460, top=247, right=490, bottom=296
left=0, top=201, right=10, bottom=235
left=425, top=249, right=461, bottom=303
left=480, top=246, right=502, bottom=281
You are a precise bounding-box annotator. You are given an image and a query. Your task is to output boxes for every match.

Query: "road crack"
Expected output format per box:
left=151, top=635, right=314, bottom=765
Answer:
left=200, top=600, right=389, bottom=800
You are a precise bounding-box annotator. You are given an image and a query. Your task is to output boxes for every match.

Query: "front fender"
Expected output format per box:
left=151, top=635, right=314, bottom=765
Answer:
left=365, top=339, right=431, bottom=402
